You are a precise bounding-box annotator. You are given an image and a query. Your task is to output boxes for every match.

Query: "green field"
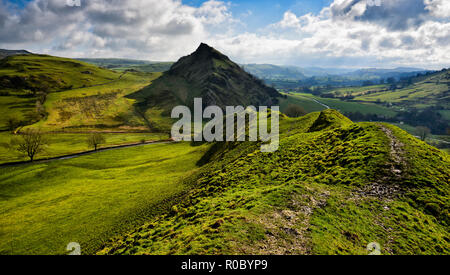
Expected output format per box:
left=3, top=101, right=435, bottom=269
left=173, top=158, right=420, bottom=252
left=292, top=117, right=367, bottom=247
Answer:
left=0, top=132, right=168, bottom=164
left=324, top=70, right=449, bottom=110
left=279, top=93, right=397, bottom=117
left=98, top=111, right=450, bottom=255
left=0, top=142, right=211, bottom=255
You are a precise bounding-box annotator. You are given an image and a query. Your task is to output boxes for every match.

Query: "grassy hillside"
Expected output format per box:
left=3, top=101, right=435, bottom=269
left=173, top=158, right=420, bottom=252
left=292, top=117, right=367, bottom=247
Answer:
left=98, top=110, right=449, bottom=255
left=115, top=63, right=174, bottom=73
left=77, top=58, right=174, bottom=73
left=0, top=142, right=211, bottom=255
left=326, top=69, right=449, bottom=110
left=0, top=54, right=128, bottom=131
left=28, top=72, right=162, bottom=131
left=0, top=54, right=170, bottom=133
left=0, top=49, right=31, bottom=59
left=0, top=54, right=120, bottom=93
left=129, top=43, right=280, bottom=115
left=242, top=64, right=306, bottom=80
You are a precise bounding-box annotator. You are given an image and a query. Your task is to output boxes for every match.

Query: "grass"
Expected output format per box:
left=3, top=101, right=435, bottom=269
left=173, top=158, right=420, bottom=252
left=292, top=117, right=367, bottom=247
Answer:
left=0, top=142, right=211, bottom=255
left=29, top=72, right=161, bottom=131
left=0, top=54, right=120, bottom=93
left=99, top=110, right=450, bottom=255
left=113, top=62, right=173, bottom=73
left=0, top=132, right=168, bottom=164
left=0, top=54, right=164, bottom=132
left=326, top=84, right=388, bottom=97
left=0, top=96, right=36, bottom=130
left=279, top=93, right=397, bottom=117
left=324, top=70, right=449, bottom=110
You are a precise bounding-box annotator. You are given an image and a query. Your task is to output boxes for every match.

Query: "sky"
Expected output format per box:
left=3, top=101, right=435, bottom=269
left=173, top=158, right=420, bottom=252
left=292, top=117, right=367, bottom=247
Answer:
left=0, top=0, right=449, bottom=69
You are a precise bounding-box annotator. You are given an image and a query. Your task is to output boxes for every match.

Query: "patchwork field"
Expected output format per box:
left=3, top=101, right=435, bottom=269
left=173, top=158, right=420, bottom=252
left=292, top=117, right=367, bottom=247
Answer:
left=279, top=92, right=398, bottom=117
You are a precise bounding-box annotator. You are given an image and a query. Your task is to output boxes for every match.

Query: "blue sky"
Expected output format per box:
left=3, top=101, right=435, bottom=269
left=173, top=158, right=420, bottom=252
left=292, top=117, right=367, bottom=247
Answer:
left=183, top=0, right=333, bottom=31
left=0, top=0, right=449, bottom=69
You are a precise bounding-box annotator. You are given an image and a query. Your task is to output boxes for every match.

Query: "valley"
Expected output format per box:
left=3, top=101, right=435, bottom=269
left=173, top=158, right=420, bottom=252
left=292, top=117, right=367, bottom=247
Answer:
left=0, top=44, right=448, bottom=255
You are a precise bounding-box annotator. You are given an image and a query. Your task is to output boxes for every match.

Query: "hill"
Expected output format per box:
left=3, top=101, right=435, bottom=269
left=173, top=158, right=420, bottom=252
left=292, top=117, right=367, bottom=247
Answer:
left=0, top=54, right=120, bottom=93
left=76, top=58, right=174, bottom=72
left=0, top=49, right=32, bottom=59
left=128, top=43, right=281, bottom=114
left=242, top=64, right=306, bottom=80
left=353, top=69, right=449, bottom=108
left=117, top=62, right=174, bottom=73
left=98, top=110, right=449, bottom=255
left=0, top=54, right=158, bottom=131
left=343, top=67, right=430, bottom=80
left=76, top=58, right=153, bottom=67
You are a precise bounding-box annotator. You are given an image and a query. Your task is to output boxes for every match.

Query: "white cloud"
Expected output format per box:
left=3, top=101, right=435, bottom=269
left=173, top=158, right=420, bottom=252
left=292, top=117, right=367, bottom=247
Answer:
left=0, top=0, right=234, bottom=60
left=425, top=0, right=450, bottom=18
left=0, top=0, right=449, bottom=68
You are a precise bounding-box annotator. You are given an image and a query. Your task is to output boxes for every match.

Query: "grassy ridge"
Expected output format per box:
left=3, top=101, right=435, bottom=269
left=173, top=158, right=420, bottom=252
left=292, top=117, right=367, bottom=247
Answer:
left=0, top=54, right=120, bottom=93
left=0, top=142, right=211, bottom=255
left=99, top=110, right=449, bottom=255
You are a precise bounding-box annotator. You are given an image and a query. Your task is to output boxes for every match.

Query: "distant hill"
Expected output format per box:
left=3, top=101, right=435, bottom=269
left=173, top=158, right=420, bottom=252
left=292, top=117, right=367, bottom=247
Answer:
left=343, top=67, right=431, bottom=81
left=0, top=54, right=120, bottom=93
left=242, top=64, right=306, bottom=80
left=77, top=58, right=174, bottom=72
left=129, top=43, right=281, bottom=113
left=76, top=58, right=152, bottom=67
left=348, top=69, right=449, bottom=107
left=118, top=62, right=174, bottom=73
left=0, top=49, right=32, bottom=59
left=240, top=64, right=431, bottom=88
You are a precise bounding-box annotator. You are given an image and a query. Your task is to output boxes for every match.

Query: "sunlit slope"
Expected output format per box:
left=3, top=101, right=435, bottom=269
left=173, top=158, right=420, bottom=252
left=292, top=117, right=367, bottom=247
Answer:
left=0, top=142, right=211, bottom=255
left=100, top=110, right=449, bottom=255
left=0, top=54, right=165, bottom=131
left=28, top=72, right=162, bottom=131
left=0, top=54, right=120, bottom=93
left=334, top=69, right=450, bottom=109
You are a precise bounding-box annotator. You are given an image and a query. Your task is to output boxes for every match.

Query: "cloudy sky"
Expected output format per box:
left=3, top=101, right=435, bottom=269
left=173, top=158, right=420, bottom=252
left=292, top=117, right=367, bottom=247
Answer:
left=0, top=0, right=449, bottom=69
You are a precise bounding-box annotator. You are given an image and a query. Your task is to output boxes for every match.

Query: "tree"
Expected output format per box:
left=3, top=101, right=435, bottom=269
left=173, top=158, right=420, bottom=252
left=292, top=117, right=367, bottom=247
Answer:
left=416, top=126, right=430, bottom=141
left=284, top=104, right=307, bottom=118
left=10, top=129, right=48, bottom=161
left=87, top=133, right=106, bottom=151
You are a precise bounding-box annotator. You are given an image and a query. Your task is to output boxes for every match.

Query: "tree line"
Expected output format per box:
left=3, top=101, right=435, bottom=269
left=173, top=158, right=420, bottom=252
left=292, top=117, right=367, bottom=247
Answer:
left=3, top=130, right=107, bottom=162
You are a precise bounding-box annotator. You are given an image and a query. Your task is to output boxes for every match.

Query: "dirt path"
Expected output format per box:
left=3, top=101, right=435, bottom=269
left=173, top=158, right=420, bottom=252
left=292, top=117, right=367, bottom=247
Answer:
left=357, top=124, right=406, bottom=199
left=354, top=123, right=408, bottom=254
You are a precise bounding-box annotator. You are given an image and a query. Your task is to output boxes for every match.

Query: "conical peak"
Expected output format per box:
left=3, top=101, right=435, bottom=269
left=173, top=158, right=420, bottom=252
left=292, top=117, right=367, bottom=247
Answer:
left=192, top=43, right=225, bottom=60
left=197, top=43, right=213, bottom=52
